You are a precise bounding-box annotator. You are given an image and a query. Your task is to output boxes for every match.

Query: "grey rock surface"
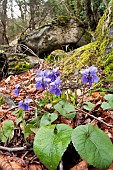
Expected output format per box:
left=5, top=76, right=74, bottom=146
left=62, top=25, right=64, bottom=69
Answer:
left=19, top=17, right=91, bottom=57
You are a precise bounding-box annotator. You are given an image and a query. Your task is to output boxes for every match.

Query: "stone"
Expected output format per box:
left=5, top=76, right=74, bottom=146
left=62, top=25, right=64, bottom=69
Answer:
left=56, top=0, right=113, bottom=80
left=18, top=16, right=92, bottom=57
left=7, top=53, right=41, bottom=75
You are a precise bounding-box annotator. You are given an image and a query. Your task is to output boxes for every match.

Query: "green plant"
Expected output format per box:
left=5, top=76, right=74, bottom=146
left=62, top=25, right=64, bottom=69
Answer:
left=33, top=123, right=113, bottom=170
left=1, top=66, right=113, bottom=170
left=0, top=120, right=15, bottom=143
left=101, top=94, right=113, bottom=110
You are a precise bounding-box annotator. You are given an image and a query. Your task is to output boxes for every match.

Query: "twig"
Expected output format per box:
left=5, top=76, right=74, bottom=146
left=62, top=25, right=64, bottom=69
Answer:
left=0, top=145, right=27, bottom=152
left=75, top=108, right=113, bottom=128
left=18, top=44, right=39, bottom=59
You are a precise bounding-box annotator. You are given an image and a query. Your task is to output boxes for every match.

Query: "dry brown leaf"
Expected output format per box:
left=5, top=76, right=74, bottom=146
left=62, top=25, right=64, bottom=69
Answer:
left=29, top=164, right=43, bottom=170
left=92, top=92, right=103, bottom=101
left=10, top=161, right=23, bottom=170
left=0, top=154, right=23, bottom=170
left=0, top=106, right=6, bottom=116
left=60, top=116, right=75, bottom=128
left=26, top=84, right=37, bottom=93
left=90, top=119, right=98, bottom=127
left=70, top=160, right=88, bottom=170
left=7, top=113, right=17, bottom=123
left=108, top=162, right=113, bottom=170
left=0, top=154, right=12, bottom=170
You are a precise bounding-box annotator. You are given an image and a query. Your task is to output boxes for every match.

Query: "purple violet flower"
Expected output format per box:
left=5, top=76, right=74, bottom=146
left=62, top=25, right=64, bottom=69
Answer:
left=48, top=67, right=60, bottom=82
left=80, top=66, right=99, bottom=86
left=13, top=84, right=21, bottom=96
left=35, top=69, right=51, bottom=90
left=35, top=76, right=51, bottom=90
left=49, top=76, right=61, bottom=96
left=18, top=98, right=32, bottom=111
left=35, top=68, right=61, bottom=95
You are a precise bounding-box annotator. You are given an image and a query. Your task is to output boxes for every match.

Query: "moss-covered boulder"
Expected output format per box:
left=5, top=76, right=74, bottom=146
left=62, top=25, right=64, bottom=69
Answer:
left=8, top=53, right=40, bottom=75
left=18, top=16, right=92, bottom=57
left=46, top=49, right=68, bottom=63
left=55, top=0, right=113, bottom=80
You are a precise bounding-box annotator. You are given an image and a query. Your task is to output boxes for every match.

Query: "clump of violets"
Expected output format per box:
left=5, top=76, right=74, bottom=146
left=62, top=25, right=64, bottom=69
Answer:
left=35, top=68, right=61, bottom=96
left=35, top=69, right=51, bottom=90
left=18, top=98, right=32, bottom=111
left=13, top=68, right=61, bottom=111
left=49, top=77, right=61, bottom=96
left=13, top=84, right=21, bottom=96
left=80, top=66, right=99, bottom=86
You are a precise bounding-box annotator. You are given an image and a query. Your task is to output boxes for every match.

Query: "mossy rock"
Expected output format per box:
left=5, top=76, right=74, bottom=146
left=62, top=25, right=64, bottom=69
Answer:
left=53, top=0, right=113, bottom=80
left=46, top=49, right=68, bottom=63
left=53, top=16, right=84, bottom=27
left=42, top=15, right=84, bottom=28
left=18, top=15, right=88, bottom=57
left=8, top=60, right=32, bottom=75
left=14, top=62, right=32, bottom=71
left=8, top=53, right=32, bottom=75
left=58, top=42, right=99, bottom=75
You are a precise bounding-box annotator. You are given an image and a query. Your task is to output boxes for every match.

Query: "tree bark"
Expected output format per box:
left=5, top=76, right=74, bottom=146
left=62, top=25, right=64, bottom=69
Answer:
left=1, top=0, right=9, bottom=45
left=29, top=0, right=36, bottom=30
left=83, top=0, right=96, bottom=30
left=76, top=0, right=82, bottom=18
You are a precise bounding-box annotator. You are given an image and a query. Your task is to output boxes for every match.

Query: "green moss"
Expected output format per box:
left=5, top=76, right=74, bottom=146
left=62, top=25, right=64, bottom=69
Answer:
left=83, top=31, right=92, bottom=43
left=56, top=1, right=113, bottom=78
left=99, top=37, right=112, bottom=55
left=100, top=50, right=113, bottom=76
left=96, top=10, right=109, bottom=40
left=54, top=16, right=70, bottom=26
left=58, top=41, right=99, bottom=75
left=41, top=15, right=84, bottom=28
left=46, top=50, right=67, bottom=63
left=14, top=62, right=32, bottom=71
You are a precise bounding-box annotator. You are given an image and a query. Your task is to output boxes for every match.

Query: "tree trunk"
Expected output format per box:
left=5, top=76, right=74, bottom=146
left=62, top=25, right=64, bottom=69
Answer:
left=76, top=0, right=82, bottom=18
left=29, top=0, right=36, bottom=30
left=1, top=0, right=9, bottom=45
left=91, top=0, right=102, bottom=24
left=83, top=0, right=96, bottom=30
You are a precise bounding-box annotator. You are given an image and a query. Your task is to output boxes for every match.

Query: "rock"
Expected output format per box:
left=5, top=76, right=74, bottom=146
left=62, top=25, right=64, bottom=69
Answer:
left=0, top=52, right=8, bottom=81
left=55, top=1, right=113, bottom=81
left=0, top=92, right=16, bottom=106
left=18, top=16, right=92, bottom=57
left=46, top=49, right=68, bottom=63
left=7, top=53, right=41, bottom=75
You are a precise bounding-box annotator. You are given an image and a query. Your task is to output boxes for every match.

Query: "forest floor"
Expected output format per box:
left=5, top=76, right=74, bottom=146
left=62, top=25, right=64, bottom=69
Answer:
left=0, top=60, right=113, bottom=170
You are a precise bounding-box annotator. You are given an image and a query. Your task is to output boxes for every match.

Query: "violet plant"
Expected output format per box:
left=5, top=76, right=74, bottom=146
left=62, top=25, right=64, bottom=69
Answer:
left=18, top=98, right=33, bottom=111
left=13, top=84, right=21, bottom=96
left=80, top=66, right=99, bottom=86
left=11, top=66, right=113, bottom=170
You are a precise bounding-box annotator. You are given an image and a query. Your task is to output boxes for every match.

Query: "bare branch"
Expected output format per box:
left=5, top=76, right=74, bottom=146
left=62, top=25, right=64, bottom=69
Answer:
left=0, top=145, right=27, bottom=152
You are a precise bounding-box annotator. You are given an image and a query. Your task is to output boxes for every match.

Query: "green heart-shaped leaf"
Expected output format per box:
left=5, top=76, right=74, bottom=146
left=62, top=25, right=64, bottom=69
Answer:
left=83, top=102, right=95, bottom=111
left=33, top=124, right=73, bottom=170
left=72, top=124, right=113, bottom=169
left=40, top=112, right=58, bottom=127
left=54, top=100, right=76, bottom=118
